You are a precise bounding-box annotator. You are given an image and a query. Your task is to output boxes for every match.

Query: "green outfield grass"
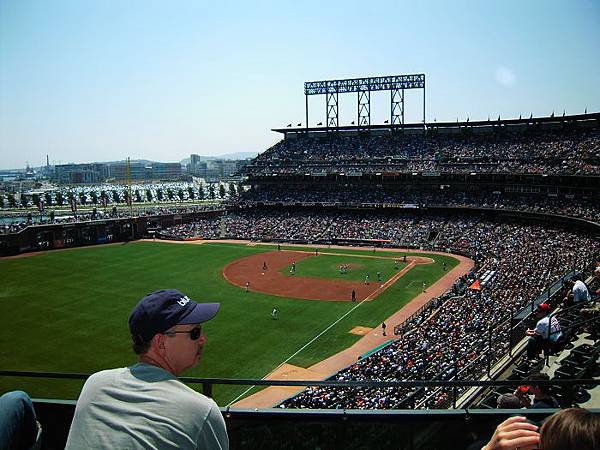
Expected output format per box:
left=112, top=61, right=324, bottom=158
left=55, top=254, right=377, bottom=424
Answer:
left=282, top=253, right=406, bottom=282
left=0, top=241, right=459, bottom=405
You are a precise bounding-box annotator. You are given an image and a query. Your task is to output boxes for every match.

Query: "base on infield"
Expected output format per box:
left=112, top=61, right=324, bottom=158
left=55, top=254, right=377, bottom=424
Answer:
left=350, top=326, right=373, bottom=335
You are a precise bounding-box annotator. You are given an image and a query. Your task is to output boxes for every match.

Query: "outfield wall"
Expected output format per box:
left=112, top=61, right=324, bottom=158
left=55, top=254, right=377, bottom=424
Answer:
left=0, top=209, right=223, bottom=256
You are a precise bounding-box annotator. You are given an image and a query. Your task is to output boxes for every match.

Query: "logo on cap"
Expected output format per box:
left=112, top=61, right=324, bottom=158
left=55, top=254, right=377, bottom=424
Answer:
left=177, top=296, right=190, bottom=307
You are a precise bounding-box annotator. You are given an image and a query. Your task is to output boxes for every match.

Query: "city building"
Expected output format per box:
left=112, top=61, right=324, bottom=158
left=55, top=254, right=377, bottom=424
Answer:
left=109, top=161, right=182, bottom=181
left=54, top=163, right=109, bottom=184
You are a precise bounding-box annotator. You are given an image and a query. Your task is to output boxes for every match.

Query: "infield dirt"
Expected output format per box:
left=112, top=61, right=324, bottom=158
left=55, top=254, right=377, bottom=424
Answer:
left=222, top=250, right=432, bottom=301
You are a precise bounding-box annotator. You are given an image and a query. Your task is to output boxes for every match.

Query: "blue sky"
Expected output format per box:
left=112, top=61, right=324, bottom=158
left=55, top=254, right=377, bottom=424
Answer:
left=0, top=0, right=598, bottom=169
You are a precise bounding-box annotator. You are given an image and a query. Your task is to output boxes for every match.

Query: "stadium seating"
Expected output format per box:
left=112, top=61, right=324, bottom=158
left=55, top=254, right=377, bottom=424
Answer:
left=154, top=210, right=599, bottom=410
left=245, top=128, right=600, bottom=175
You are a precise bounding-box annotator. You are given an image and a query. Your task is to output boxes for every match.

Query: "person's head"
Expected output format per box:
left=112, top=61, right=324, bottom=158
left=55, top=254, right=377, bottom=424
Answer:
left=535, top=303, right=551, bottom=318
left=540, top=408, right=600, bottom=450
left=496, top=393, right=521, bottom=408
left=527, top=372, right=552, bottom=396
left=128, top=289, right=220, bottom=376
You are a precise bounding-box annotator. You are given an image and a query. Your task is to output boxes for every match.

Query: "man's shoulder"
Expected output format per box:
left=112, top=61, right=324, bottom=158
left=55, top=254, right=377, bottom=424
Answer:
left=83, top=365, right=217, bottom=413
left=92, top=367, right=127, bottom=377
left=76, top=367, right=129, bottom=401
left=167, top=382, right=219, bottom=414
left=85, top=367, right=127, bottom=385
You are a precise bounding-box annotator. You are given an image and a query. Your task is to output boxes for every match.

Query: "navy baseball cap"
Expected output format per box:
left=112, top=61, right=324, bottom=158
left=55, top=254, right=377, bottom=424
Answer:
left=129, top=289, right=220, bottom=343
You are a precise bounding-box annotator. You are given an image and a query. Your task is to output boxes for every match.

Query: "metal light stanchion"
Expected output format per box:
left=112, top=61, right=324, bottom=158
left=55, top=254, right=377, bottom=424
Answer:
left=487, top=326, right=492, bottom=377
left=508, top=310, right=514, bottom=357
left=452, top=387, right=457, bottom=409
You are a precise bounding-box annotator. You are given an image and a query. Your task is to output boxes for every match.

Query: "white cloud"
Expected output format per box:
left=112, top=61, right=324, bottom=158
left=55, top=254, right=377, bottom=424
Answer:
left=495, top=66, right=516, bottom=87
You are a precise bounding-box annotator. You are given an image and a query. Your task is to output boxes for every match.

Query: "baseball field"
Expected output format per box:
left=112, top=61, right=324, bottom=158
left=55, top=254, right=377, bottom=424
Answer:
left=0, top=240, right=464, bottom=405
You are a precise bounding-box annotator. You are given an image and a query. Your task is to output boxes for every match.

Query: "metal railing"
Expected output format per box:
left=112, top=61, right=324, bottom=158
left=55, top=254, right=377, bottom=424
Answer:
left=1, top=370, right=597, bottom=406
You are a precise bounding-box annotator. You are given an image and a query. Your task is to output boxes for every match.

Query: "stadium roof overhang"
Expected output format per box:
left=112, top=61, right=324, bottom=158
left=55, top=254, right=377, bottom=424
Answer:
left=272, top=112, right=600, bottom=134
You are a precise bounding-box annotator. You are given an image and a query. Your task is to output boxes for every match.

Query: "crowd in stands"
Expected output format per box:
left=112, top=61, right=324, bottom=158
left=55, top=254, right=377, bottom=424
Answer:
left=236, top=189, right=600, bottom=222
left=156, top=209, right=599, bottom=409
left=271, top=212, right=599, bottom=409
left=160, top=209, right=598, bottom=247
left=246, top=128, right=600, bottom=175
left=218, top=211, right=426, bottom=243
left=158, top=219, right=222, bottom=240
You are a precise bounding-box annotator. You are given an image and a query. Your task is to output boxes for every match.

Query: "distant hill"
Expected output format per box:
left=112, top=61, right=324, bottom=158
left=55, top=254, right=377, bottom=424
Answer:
left=180, top=152, right=258, bottom=165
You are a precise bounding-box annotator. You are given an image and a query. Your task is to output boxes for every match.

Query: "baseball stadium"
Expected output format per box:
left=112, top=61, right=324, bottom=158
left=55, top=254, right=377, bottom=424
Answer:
left=1, top=68, right=599, bottom=447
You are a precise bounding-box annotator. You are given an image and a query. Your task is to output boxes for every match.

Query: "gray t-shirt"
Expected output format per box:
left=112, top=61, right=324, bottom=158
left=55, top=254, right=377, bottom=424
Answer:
left=65, top=363, right=228, bottom=450
left=573, top=280, right=591, bottom=302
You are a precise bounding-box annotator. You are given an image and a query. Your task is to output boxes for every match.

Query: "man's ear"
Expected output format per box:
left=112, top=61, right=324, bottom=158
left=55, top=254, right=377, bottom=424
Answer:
left=151, top=333, right=166, bottom=351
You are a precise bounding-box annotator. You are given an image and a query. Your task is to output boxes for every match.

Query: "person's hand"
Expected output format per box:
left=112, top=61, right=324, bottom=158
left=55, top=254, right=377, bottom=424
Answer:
left=481, top=416, right=539, bottom=450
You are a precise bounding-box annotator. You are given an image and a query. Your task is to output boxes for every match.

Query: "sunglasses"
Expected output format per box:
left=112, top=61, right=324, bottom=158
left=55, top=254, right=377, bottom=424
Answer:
left=164, top=326, right=203, bottom=340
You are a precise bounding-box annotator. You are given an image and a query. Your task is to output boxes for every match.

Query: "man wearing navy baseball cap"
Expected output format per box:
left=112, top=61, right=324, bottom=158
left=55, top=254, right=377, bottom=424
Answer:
left=65, top=289, right=228, bottom=450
